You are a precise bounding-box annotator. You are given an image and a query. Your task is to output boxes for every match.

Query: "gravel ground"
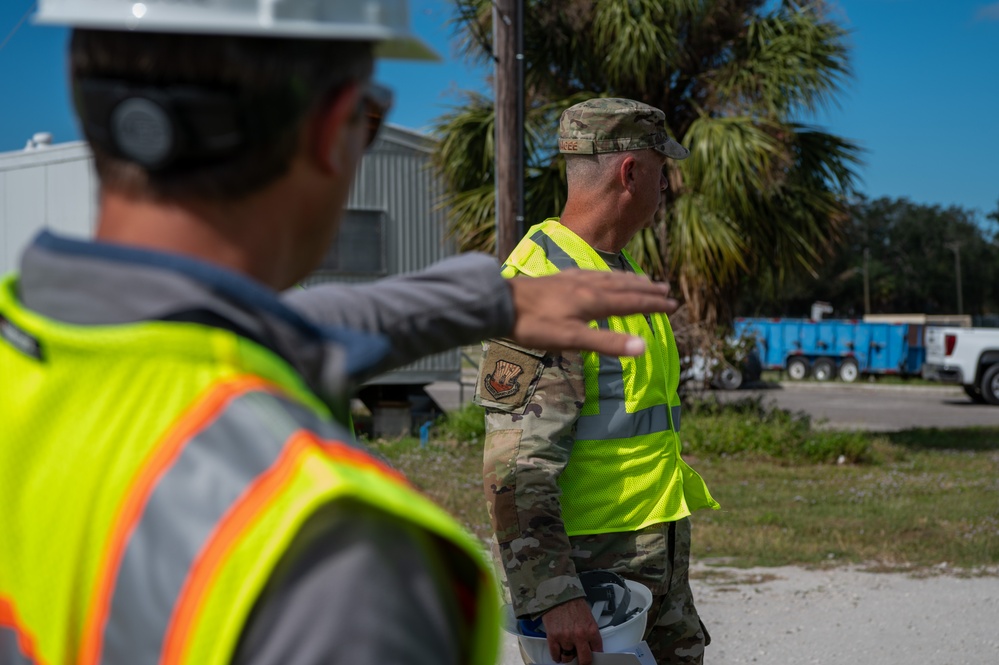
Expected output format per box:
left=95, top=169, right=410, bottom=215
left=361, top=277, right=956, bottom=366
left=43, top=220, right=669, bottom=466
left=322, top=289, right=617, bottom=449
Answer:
left=498, top=563, right=999, bottom=665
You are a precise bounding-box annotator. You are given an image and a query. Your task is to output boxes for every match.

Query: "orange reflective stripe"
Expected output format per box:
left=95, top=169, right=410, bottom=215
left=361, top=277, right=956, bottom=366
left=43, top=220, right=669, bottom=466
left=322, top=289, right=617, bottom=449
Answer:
left=159, top=431, right=313, bottom=664
left=158, top=434, right=413, bottom=663
left=78, top=376, right=274, bottom=665
left=318, top=440, right=409, bottom=485
left=0, top=596, right=43, bottom=664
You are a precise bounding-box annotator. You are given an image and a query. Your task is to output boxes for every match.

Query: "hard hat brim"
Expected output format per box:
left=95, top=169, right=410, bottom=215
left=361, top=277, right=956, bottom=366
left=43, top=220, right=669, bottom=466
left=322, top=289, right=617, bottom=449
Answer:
left=35, top=7, right=441, bottom=61
left=375, top=36, right=440, bottom=61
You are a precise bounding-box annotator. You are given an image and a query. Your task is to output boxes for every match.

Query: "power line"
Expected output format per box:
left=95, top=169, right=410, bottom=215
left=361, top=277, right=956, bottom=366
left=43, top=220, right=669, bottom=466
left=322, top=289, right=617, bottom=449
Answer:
left=0, top=1, right=37, bottom=54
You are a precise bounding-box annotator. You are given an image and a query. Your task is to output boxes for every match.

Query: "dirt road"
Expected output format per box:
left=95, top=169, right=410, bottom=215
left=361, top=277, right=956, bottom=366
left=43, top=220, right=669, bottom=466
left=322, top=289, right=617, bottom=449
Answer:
left=703, top=381, right=998, bottom=432
left=498, top=562, right=999, bottom=664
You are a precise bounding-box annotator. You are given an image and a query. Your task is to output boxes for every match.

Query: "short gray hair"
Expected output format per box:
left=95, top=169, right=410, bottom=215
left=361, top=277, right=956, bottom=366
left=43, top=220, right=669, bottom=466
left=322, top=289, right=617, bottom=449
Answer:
left=564, top=152, right=628, bottom=191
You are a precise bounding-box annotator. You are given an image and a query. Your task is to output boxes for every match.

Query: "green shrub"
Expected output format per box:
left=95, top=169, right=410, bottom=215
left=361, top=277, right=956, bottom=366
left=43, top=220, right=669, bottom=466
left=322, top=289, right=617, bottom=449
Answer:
left=682, top=396, right=875, bottom=464
left=431, top=402, right=485, bottom=445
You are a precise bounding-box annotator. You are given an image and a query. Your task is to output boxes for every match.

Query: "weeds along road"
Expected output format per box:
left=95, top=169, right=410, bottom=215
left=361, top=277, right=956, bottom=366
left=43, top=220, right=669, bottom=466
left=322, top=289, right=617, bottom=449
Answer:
left=710, top=381, right=999, bottom=432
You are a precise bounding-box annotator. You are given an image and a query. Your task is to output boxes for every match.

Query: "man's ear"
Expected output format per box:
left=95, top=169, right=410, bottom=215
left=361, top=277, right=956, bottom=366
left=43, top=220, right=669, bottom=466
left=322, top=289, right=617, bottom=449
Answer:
left=619, top=154, right=638, bottom=194
left=311, top=82, right=362, bottom=175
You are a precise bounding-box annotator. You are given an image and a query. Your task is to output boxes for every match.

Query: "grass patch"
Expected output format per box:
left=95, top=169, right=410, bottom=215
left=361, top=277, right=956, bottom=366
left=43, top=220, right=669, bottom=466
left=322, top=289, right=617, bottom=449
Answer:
left=692, top=450, right=999, bottom=571
left=370, top=401, right=999, bottom=573
left=373, top=434, right=494, bottom=542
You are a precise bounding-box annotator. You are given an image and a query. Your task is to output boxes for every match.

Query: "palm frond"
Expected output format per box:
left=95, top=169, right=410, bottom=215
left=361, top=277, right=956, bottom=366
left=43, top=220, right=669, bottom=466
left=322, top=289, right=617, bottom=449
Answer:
left=669, top=192, right=748, bottom=287
left=439, top=184, right=497, bottom=254
left=710, top=2, right=852, bottom=116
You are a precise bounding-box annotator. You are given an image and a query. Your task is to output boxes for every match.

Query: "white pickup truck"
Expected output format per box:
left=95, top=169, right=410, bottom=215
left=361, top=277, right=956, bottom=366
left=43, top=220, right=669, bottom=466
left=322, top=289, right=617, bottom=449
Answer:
left=923, top=327, right=999, bottom=405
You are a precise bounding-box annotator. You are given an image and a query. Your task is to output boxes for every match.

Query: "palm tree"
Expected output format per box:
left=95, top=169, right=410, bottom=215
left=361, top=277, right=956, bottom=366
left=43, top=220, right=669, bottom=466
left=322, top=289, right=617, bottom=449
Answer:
left=434, top=0, right=862, bottom=325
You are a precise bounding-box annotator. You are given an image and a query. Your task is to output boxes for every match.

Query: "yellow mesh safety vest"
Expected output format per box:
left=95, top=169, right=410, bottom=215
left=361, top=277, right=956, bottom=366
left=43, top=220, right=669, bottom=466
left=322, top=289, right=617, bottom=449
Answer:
left=501, top=219, right=718, bottom=536
left=0, top=275, right=498, bottom=665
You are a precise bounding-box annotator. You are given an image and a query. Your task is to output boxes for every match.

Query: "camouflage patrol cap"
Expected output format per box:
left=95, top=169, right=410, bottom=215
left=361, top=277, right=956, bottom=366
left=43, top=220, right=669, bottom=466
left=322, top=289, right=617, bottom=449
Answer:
left=558, top=98, right=688, bottom=159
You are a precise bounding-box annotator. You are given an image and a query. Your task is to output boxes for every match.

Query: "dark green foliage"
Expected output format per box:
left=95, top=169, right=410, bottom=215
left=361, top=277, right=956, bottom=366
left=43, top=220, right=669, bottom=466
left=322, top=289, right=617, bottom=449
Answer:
left=885, top=427, right=999, bottom=453
left=436, top=0, right=862, bottom=325
left=740, top=196, right=999, bottom=318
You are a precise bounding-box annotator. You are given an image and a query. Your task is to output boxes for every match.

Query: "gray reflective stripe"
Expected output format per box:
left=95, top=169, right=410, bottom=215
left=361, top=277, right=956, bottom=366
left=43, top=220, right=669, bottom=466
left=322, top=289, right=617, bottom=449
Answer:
left=0, top=628, right=35, bottom=665
left=575, top=403, right=681, bottom=439
left=530, top=231, right=580, bottom=271
left=576, top=339, right=682, bottom=440
left=101, top=390, right=348, bottom=665
left=594, top=329, right=624, bottom=398
left=576, top=402, right=673, bottom=440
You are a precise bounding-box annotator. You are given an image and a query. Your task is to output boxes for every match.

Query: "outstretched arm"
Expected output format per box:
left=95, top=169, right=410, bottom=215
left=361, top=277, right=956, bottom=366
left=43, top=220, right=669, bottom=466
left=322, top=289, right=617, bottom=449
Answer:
left=283, top=253, right=514, bottom=378
left=285, top=253, right=678, bottom=378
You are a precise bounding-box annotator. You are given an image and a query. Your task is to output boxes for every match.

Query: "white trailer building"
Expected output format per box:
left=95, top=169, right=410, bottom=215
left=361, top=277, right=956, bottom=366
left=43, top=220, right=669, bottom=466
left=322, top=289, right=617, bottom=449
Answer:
left=0, top=126, right=462, bottom=435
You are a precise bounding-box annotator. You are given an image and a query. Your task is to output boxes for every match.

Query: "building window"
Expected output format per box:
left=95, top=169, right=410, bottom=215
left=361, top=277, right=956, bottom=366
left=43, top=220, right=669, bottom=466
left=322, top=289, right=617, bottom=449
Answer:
left=317, top=209, right=387, bottom=276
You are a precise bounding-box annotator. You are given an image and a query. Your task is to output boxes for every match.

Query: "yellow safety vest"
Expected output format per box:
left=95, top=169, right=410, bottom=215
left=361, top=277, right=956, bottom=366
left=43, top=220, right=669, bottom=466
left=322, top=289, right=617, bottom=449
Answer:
left=0, top=275, right=498, bottom=665
left=501, top=219, right=718, bottom=536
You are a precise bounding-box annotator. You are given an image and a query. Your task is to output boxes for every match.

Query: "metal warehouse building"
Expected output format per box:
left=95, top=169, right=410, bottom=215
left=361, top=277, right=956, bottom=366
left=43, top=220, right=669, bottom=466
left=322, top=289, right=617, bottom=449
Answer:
left=0, top=126, right=462, bottom=434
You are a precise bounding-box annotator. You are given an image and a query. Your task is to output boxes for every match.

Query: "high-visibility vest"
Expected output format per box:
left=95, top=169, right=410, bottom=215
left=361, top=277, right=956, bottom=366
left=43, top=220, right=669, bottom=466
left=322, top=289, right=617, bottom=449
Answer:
left=501, top=219, right=718, bottom=536
left=0, top=275, right=499, bottom=665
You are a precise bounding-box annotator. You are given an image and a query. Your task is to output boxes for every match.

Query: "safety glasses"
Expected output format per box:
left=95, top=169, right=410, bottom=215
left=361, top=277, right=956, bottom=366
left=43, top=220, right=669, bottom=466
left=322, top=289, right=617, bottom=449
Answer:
left=361, top=82, right=393, bottom=149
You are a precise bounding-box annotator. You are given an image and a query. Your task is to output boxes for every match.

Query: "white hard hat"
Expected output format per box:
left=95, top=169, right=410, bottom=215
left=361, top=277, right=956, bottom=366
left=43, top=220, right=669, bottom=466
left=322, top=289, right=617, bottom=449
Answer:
left=505, top=573, right=654, bottom=664
left=34, top=0, right=438, bottom=60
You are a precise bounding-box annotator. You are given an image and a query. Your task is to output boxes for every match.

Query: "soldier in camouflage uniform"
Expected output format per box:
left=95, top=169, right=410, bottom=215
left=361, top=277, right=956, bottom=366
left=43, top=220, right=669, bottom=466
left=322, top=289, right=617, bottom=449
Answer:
left=475, top=99, right=719, bottom=665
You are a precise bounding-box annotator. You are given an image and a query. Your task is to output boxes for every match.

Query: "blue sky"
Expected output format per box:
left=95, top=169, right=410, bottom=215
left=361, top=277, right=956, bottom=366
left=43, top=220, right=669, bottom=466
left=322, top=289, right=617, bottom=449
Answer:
left=1, top=0, right=997, bottom=220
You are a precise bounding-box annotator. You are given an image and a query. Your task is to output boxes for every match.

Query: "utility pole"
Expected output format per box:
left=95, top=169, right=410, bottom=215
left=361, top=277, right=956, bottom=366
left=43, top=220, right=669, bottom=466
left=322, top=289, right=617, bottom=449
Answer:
left=494, top=0, right=524, bottom=260
left=945, top=241, right=964, bottom=315
left=863, top=247, right=871, bottom=315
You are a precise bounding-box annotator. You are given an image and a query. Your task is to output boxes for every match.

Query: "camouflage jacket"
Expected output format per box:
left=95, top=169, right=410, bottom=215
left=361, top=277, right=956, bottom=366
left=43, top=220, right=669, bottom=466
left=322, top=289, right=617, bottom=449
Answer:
left=475, top=339, right=683, bottom=619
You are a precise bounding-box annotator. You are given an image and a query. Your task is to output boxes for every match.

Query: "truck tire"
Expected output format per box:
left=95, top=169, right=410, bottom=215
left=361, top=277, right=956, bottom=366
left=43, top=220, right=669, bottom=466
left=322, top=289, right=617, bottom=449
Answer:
left=963, top=384, right=987, bottom=404
left=712, top=364, right=743, bottom=391
left=787, top=357, right=810, bottom=381
left=980, top=363, right=999, bottom=406
left=812, top=358, right=835, bottom=382
left=838, top=358, right=860, bottom=383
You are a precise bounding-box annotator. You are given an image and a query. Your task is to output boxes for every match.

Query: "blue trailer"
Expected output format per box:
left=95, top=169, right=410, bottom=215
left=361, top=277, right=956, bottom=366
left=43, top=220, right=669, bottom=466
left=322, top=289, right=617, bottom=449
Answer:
left=732, top=317, right=927, bottom=382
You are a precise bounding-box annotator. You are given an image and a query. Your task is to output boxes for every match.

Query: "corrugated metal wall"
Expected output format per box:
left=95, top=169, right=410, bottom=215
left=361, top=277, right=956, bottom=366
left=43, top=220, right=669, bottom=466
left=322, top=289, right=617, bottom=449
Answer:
left=345, top=126, right=455, bottom=275
left=317, top=125, right=460, bottom=383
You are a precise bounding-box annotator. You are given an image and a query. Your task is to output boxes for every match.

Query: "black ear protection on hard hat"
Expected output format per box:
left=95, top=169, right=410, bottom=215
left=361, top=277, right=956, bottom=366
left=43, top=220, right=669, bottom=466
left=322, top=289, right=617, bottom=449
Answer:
left=579, top=570, right=634, bottom=628
left=73, top=79, right=304, bottom=172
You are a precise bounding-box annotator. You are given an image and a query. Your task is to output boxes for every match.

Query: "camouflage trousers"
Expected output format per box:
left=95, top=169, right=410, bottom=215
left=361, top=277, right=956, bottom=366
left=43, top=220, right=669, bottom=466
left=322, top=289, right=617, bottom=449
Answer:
left=571, top=518, right=708, bottom=665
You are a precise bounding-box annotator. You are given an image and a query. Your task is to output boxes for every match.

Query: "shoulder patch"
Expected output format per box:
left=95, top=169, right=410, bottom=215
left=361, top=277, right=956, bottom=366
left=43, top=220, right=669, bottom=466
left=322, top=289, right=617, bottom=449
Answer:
left=485, top=357, right=524, bottom=399
left=475, top=339, right=545, bottom=410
